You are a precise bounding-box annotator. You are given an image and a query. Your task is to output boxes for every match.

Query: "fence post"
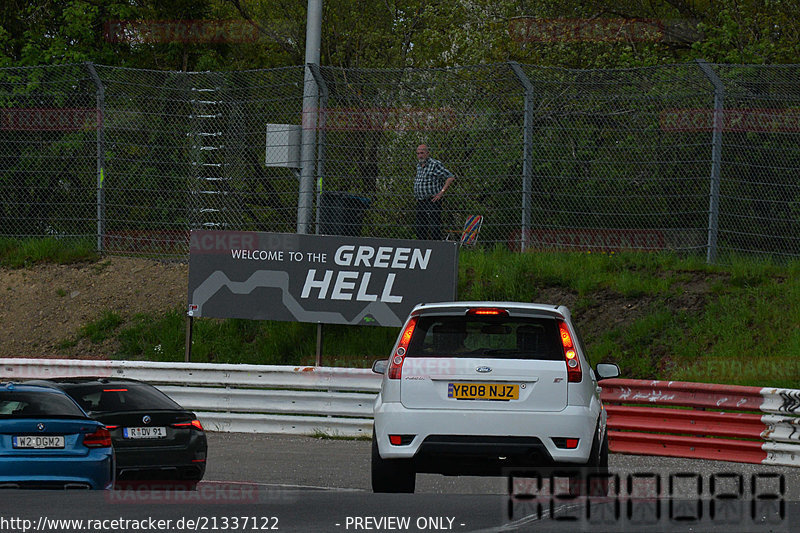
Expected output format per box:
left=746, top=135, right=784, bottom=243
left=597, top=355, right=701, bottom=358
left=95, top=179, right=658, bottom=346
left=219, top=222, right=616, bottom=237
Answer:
left=85, top=63, right=105, bottom=253
left=696, top=60, right=724, bottom=264
left=509, top=62, right=533, bottom=252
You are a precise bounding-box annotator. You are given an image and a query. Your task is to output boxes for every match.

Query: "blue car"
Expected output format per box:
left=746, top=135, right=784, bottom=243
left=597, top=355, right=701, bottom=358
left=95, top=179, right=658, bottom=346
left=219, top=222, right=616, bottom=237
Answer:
left=0, top=382, right=114, bottom=489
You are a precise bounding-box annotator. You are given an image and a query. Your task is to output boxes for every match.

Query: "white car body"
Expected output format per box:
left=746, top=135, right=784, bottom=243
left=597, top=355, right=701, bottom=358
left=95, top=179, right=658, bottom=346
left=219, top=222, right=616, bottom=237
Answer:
left=371, top=301, right=619, bottom=492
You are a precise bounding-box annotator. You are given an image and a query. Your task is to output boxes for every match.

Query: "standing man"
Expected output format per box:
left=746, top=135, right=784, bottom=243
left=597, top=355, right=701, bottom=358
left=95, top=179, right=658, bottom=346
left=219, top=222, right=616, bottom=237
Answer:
left=413, top=144, right=455, bottom=240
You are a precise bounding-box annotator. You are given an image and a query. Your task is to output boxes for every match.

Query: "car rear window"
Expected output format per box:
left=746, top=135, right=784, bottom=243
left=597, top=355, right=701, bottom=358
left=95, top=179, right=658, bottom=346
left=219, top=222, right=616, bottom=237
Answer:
left=406, top=315, right=563, bottom=360
left=60, top=383, right=182, bottom=413
left=0, top=391, right=86, bottom=418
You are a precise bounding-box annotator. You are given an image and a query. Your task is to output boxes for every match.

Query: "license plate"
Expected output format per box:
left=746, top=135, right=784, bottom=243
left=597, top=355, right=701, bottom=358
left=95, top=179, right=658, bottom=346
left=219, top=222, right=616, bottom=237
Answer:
left=448, top=383, right=519, bottom=400
left=123, top=427, right=167, bottom=439
left=13, top=435, right=65, bottom=449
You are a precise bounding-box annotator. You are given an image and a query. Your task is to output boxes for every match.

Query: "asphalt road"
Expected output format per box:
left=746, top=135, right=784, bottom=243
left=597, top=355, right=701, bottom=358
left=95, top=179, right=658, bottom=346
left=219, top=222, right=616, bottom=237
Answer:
left=203, top=432, right=800, bottom=494
left=3, top=432, right=799, bottom=533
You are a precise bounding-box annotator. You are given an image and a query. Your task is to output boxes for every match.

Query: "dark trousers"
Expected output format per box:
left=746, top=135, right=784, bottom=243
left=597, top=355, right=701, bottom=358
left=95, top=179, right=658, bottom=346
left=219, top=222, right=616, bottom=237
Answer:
left=415, top=198, right=443, bottom=241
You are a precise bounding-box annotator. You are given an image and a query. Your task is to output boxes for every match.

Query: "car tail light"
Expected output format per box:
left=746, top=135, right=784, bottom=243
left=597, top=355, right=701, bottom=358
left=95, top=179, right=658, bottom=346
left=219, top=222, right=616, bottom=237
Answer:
left=388, top=316, right=417, bottom=380
left=467, top=308, right=509, bottom=317
left=172, top=419, right=204, bottom=431
left=83, top=427, right=112, bottom=448
left=558, top=321, right=582, bottom=383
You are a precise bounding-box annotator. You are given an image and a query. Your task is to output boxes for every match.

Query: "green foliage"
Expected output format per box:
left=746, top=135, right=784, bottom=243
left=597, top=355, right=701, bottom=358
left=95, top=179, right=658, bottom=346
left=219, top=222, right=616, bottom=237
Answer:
left=115, top=311, right=400, bottom=366
left=458, top=248, right=695, bottom=299
left=7, top=240, right=796, bottom=386
left=0, top=237, right=98, bottom=267
left=670, top=277, right=800, bottom=386
left=82, top=247, right=798, bottom=388
left=116, top=310, right=186, bottom=362
left=3, top=0, right=798, bottom=71
left=457, top=248, right=800, bottom=385
left=691, top=6, right=800, bottom=64
left=79, top=310, right=123, bottom=343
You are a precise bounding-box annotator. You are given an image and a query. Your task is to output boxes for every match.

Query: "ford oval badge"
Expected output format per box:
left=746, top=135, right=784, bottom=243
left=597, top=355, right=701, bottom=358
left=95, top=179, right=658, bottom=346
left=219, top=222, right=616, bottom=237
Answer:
left=476, top=366, right=492, bottom=373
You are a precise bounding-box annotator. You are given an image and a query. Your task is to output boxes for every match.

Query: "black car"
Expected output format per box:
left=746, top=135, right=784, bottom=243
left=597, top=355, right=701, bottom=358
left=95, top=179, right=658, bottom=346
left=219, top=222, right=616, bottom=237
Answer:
left=29, top=377, right=207, bottom=487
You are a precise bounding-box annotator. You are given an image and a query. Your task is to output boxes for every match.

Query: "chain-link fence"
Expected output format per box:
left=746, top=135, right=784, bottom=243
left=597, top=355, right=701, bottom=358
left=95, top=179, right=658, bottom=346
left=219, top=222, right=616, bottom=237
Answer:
left=0, top=64, right=97, bottom=240
left=0, top=61, right=798, bottom=261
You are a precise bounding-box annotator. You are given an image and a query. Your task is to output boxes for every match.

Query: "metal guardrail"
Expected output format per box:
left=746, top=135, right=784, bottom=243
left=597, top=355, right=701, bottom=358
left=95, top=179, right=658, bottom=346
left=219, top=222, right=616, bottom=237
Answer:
left=600, top=379, right=800, bottom=467
left=0, top=358, right=381, bottom=438
left=3, top=359, right=800, bottom=466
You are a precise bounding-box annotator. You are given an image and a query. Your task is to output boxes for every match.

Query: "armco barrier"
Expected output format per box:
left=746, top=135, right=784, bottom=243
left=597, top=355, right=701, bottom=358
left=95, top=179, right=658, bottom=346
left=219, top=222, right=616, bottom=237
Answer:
left=0, top=358, right=381, bottom=438
left=600, top=379, right=800, bottom=467
left=4, top=360, right=800, bottom=466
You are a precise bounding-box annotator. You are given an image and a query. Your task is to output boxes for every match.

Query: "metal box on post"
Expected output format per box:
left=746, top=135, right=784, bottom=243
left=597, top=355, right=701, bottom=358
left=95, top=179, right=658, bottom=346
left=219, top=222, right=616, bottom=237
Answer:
left=265, top=124, right=301, bottom=168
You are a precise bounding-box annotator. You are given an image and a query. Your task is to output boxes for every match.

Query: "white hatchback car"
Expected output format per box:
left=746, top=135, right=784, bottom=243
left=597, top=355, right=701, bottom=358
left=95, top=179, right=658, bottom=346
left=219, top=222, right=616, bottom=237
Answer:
left=371, top=301, right=620, bottom=493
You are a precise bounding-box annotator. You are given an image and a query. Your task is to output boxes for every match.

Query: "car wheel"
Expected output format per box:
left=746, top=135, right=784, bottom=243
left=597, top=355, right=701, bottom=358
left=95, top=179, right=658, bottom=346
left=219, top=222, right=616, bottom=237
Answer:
left=587, top=429, right=610, bottom=496
left=598, top=431, right=609, bottom=468
left=371, top=431, right=415, bottom=493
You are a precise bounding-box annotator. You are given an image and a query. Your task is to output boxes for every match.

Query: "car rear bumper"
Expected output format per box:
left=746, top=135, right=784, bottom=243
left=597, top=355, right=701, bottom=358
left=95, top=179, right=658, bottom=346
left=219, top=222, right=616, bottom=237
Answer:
left=0, top=452, right=114, bottom=489
left=114, top=442, right=207, bottom=481
left=374, top=402, right=600, bottom=465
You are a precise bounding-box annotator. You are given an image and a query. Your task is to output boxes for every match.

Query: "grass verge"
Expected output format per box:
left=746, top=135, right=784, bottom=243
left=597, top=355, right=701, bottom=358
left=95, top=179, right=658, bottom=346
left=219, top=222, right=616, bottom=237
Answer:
left=2, top=239, right=798, bottom=387
left=0, top=237, right=98, bottom=268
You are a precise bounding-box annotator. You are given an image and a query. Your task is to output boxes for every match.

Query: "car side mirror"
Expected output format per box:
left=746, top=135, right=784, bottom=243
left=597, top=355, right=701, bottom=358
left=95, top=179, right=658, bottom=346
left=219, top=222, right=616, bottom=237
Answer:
left=372, top=359, right=389, bottom=374
left=596, top=363, right=620, bottom=379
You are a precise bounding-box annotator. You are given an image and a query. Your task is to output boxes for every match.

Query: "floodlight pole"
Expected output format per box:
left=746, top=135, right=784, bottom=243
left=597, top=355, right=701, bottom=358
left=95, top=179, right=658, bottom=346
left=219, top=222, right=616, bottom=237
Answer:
left=298, top=0, right=322, bottom=235
left=300, top=0, right=325, bottom=365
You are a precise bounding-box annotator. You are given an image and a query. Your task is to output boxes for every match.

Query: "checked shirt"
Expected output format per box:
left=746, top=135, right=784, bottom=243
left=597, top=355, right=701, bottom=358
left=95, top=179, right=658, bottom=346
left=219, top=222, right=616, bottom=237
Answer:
left=414, top=158, right=453, bottom=200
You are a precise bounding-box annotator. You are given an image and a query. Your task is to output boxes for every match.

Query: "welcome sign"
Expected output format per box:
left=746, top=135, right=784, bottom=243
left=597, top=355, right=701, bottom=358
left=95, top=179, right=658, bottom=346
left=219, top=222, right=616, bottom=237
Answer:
left=187, top=231, right=459, bottom=327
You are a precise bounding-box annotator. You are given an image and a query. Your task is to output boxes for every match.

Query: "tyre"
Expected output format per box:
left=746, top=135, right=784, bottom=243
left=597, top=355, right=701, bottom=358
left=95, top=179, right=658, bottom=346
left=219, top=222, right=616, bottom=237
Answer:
left=371, top=431, right=415, bottom=493
left=587, top=430, right=610, bottom=496
left=598, top=431, right=609, bottom=467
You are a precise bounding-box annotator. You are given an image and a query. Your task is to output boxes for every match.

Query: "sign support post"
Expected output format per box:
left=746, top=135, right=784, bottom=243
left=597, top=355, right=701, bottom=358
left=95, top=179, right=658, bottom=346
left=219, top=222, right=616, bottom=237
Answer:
left=184, top=315, right=194, bottom=362
left=316, top=323, right=324, bottom=366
